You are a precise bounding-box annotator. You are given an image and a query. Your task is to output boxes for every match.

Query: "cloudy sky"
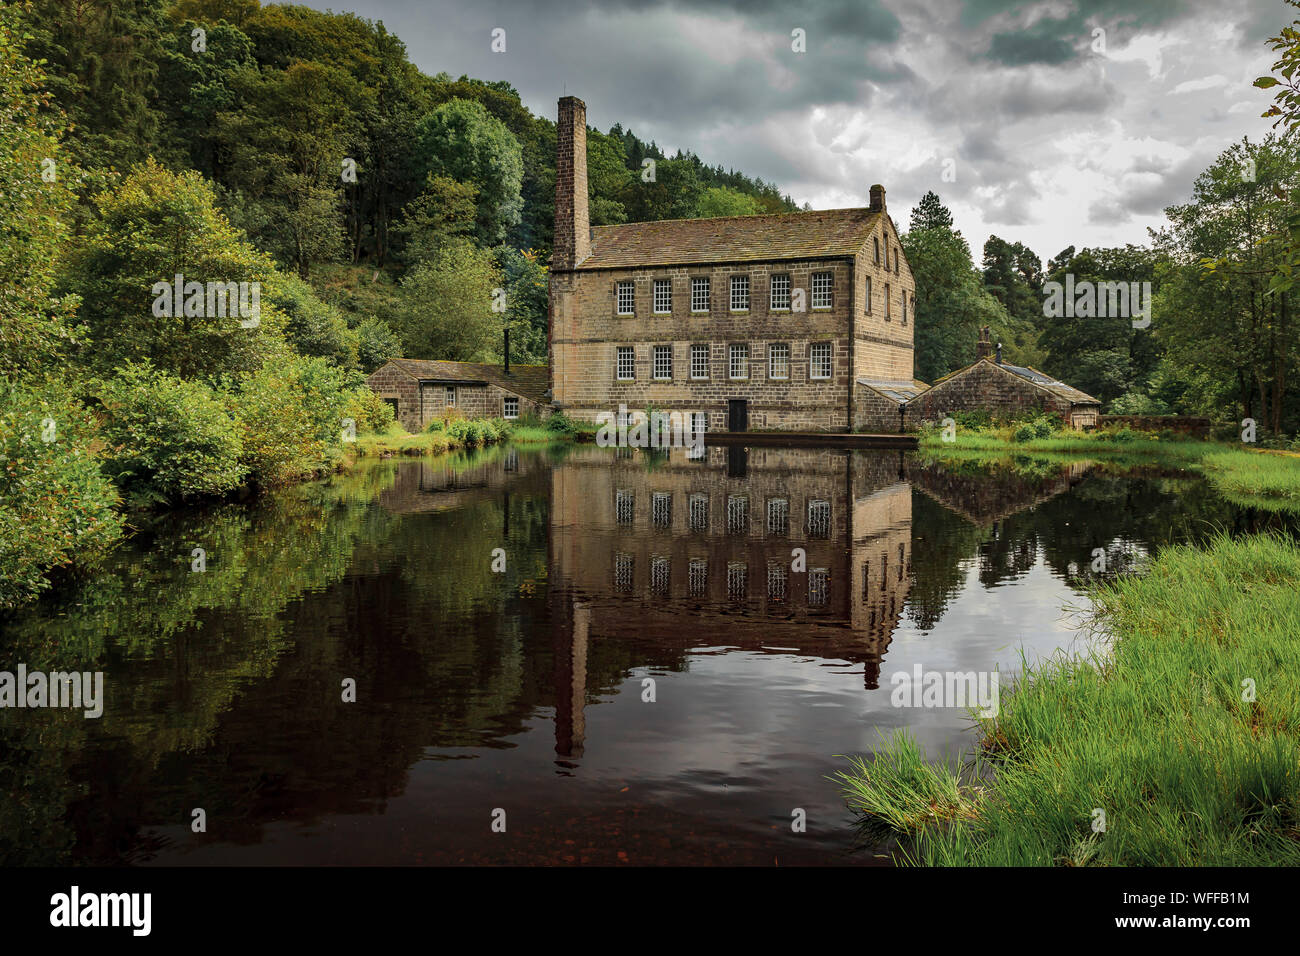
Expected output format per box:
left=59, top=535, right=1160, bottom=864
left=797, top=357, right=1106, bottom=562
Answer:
left=304, top=0, right=1284, bottom=261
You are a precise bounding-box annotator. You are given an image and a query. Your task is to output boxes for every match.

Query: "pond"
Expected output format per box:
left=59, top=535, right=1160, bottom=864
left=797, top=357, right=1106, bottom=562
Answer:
left=1, top=443, right=1292, bottom=866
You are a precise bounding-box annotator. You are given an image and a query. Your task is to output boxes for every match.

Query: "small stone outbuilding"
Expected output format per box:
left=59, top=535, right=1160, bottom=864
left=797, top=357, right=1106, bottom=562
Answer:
left=366, top=359, right=551, bottom=431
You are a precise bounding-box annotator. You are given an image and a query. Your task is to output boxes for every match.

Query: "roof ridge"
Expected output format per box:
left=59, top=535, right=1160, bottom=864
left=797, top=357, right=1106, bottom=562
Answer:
left=592, top=207, right=874, bottom=230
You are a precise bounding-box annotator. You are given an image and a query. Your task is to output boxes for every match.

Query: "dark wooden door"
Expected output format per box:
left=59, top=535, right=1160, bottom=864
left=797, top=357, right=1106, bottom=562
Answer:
left=728, top=399, right=748, bottom=432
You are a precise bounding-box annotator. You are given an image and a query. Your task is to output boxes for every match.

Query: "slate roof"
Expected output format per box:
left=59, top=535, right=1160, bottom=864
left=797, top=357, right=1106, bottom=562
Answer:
left=382, top=359, right=551, bottom=405
left=857, top=378, right=931, bottom=402
left=576, top=207, right=884, bottom=270
left=931, top=358, right=1099, bottom=405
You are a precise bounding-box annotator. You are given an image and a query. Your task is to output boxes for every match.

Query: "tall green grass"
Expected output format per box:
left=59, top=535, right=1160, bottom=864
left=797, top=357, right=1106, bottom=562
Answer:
left=837, top=533, right=1300, bottom=865
left=1201, top=449, right=1300, bottom=514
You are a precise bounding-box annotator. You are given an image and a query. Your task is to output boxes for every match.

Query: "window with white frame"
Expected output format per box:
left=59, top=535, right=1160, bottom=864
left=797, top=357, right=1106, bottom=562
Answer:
left=691, top=276, right=710, bottom=313
left=811, top=272, right=833, bottom=309
left=653, top=278, right=672, bottom=314
left=688, top=558, right=708, bottom=596
left=865, top=277, right=872, bottom=314
left=808, top=568, right=829, bottom=607
left=770, top=274, right=791, bottom=310
left=727, top=562, right=748, bottom=600
left=729, top=343, right=749, bottom=380
left=807, top=499, right=831, bottom=538
left=445, top=386, right=456, bottom=407
left=653, top=344, right=672, bottom=380
left=503, top=396, right=519, bottom=419
left=768, top=343, right=790, bottom=380
left=615, top=552, right=634, bottom=592
left=650, top=555, right=670, bottom=595
left=767, top=498, right=789, bottom=536
left=616, top=345, right=635, bottom=380
left=730, top=274, right=749, bottom=311
left=726, top=495, right=748, bottom=535
left=810, top=342, right=832, bottom=380
left=689, top=493, right=709, bottom=532
left=616, top=280, right=634, bottom=315
left=767, top=563, right=788, bottom=602
left=690, top=344, right=709, bottom=380
left=651, top=492, right=671, bottom=528
left=615, top=489, right=634, bottom=525
left=690, top=411, right=707, bottom=435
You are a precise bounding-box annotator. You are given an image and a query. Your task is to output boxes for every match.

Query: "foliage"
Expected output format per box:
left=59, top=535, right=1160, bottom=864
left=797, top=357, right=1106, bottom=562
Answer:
left=94, top=361, right=246, bottom=501
left=0, top=378, right=123, bottom=608
left=396, top=240, right=504, bottom=361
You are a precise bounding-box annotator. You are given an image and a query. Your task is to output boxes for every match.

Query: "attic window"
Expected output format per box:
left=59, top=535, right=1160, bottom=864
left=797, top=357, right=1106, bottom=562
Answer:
left=873, top=237, right=880, bottom=264
left=894, top=247, right=900, bottom=275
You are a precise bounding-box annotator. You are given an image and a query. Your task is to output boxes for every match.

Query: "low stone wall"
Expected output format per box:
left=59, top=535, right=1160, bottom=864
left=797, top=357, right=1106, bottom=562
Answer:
left=1099, top=415, right=1210, bottom=437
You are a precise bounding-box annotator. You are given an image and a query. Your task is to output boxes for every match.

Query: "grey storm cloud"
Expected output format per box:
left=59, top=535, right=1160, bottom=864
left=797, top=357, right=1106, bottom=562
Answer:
left=301, top=0, right=1283, bottom=254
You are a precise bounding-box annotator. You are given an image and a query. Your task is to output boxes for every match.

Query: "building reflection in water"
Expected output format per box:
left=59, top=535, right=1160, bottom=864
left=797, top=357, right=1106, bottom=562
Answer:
left=548, top=444, right=914, bottom=760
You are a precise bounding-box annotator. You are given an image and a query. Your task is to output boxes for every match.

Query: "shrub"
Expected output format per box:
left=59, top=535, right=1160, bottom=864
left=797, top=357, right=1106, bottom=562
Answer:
left=95, top=362, right=245, bottom=500
left=425, top=418, right=446, bottom=433
left=546, top=410, right=579, bottom=435
left=1032, top=416, right=1054, bottom=439
left=0, top=379, right=124, bottom=608
left=343, top=385, right=395, bottom=433
left=1012, top=424, right=1035, bottom=443
left=227, top=356, right=356, bottom=486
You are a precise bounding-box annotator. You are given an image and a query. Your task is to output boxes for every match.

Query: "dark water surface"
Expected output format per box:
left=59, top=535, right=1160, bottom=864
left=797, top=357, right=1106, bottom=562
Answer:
left=2, top=444, right=1292, bottom=866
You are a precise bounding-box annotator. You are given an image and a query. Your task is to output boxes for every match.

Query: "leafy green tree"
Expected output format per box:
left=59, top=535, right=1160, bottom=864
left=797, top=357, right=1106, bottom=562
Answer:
left=497, top=246, right=548, bottom=365
left=67, top=159, right=291, bottom=379
left=909, top=190, right=954, bottom=231
left=396, top=240, right=504, bottom=361
left=413, top=98, right=523, bottom=245
left=392, top=174, right=478, bottom=264
left=695, top=186, right=761, bottom=218
left=0, top=7, right=81, bottom=376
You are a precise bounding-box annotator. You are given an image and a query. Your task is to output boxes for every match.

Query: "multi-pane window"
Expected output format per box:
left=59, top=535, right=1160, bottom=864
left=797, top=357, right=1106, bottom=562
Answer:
left=729, top=343, right=749, bottom=380
left=770, top=274, right=791, bottom=310
left=885, top=283, right=892, bottom=320
left=727, top=562, right=748, bottom=601
left=690, top=411, right=708, bottom=435
left=807, top=499, right=831, bottom=538
left=616, top=345, right=635, bottom=380
left=615, top=489, right=634, bottom=525
left=730, top=274, right=750, bottom=311
left=652, top=492, right=672, bottom=528
left=691, top=277, right=710, bottom=313
left=690, top=344, right=709, bottom=380
left=445, top=386, right=456, bottom=407
left=653, top=279, right=672, bottom=314
left=726, top=495, right=748, bottom=535
left=615, top=552, right=634, bottom=592
left=767, top=563, right=788, bottom=603
left=650, top=555, right=670, bottom=595
left=768, top=343, right=790, bottom=380
left=503, top=396, right=519, bottom=419
left=808, top=568, right=829, bottom=607
left=688, top=558, right=708, bottom=597
left=767, top=498, right=789, bottom=536
left=689, top=493, right=709, bottom=532
left=811, top=271, right=833, bottom=309
left=810, top=342, right=832, bottom=380
left=865, top=277, right=872, bottom=314
left=653, top=344, right=673, bottom=380
left=616, top=280, right=634, bottom=315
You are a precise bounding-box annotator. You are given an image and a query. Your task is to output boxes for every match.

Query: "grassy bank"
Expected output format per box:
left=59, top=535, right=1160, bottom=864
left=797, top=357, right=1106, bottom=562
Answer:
left=349, top=415, right=579, bottom=459
left=837, top=533, right=1300, bottom=865
left=919, top=425, right=1300, bottom=513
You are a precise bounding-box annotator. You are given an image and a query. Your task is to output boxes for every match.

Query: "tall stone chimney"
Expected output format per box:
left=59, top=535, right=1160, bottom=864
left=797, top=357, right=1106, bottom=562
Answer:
left=975, top=325, right=992, bottom=360
left=553, top=96, right=591, bottom=271
left=869, top=183, right=886, bottom=213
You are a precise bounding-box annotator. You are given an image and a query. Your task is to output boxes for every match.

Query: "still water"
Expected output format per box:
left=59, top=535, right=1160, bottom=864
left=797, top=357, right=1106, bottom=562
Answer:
left=1, top=444, right=1288, bottom=865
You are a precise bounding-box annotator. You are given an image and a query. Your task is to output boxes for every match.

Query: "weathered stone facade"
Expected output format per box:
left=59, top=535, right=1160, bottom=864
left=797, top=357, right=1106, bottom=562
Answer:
left=366, top=359, right=549, bottom=431
left=904, top=358, right=1100, bottom=429
left=548, top=95, right=914, bottom=433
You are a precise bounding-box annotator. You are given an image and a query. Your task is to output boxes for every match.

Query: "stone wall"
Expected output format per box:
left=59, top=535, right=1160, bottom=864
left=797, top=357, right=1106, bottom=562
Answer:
left=365, top=364, right=421, bottom=431
left=907, top=360, right=1073, bottom=426
left=366, top=363, right=546, bottom=432
left=551, top=258, right=860, bottom=431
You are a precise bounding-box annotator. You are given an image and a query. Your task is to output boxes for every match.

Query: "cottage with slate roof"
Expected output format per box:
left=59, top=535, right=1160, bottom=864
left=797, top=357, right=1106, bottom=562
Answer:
left=547, top=95, right=917, bottom=433
left=365, top=358, right=550, bottom=431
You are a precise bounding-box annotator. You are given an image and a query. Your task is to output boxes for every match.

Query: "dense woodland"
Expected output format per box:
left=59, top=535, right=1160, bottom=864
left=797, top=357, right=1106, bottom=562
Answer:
left=3, top=0, right=1300, bottom=610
